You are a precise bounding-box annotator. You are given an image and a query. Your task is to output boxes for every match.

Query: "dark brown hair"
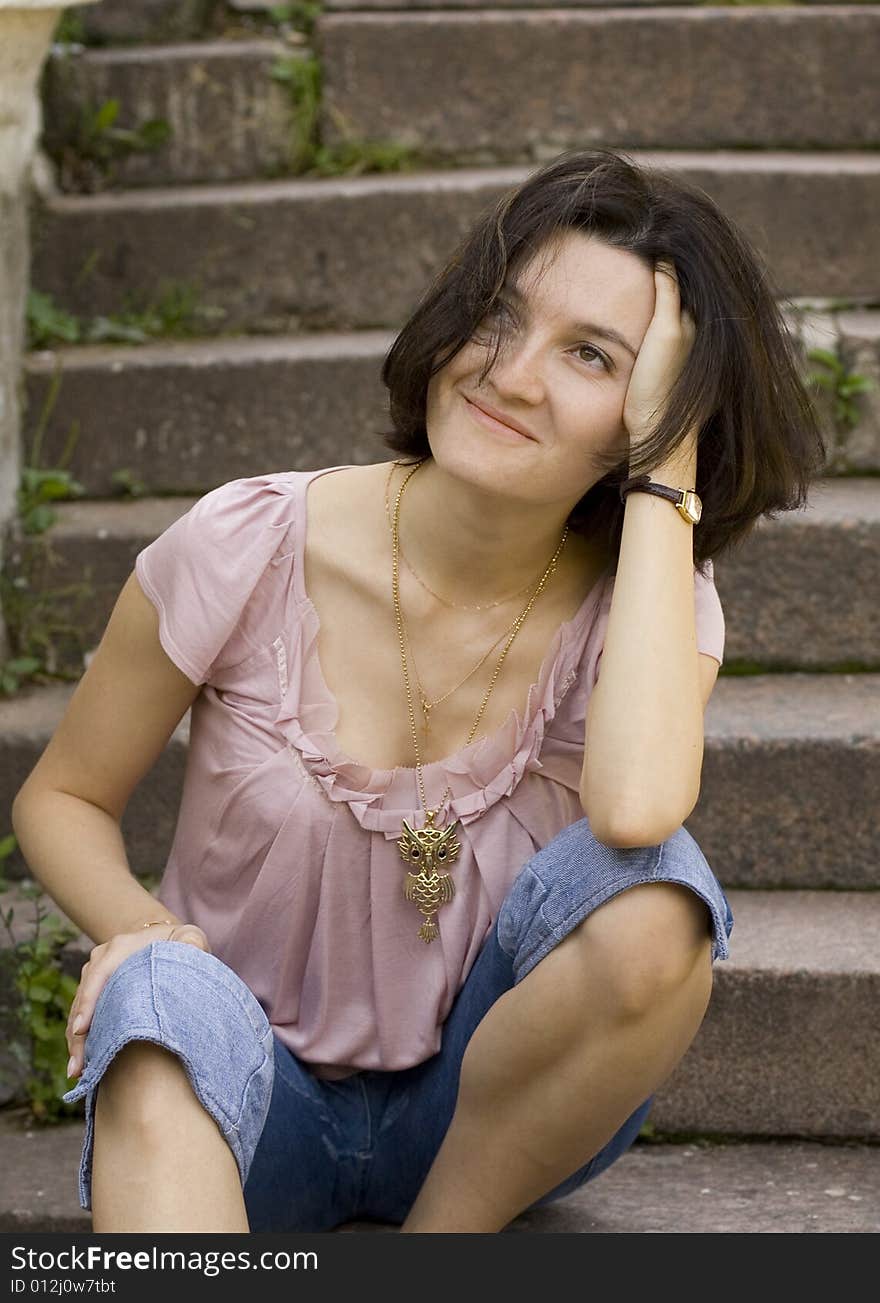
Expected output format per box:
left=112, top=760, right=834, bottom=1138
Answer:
left=379, top=148, right=827, bottom=577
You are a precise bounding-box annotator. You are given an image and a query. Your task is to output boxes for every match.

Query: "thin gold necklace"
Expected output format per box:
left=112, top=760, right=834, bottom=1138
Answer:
left=388, top=466, right=537, bottom=734
left=384, top=461, right=542, bottom=612
left=385, top=461, right=565, bottom=733
left=392, top=459, right=569, bottom=944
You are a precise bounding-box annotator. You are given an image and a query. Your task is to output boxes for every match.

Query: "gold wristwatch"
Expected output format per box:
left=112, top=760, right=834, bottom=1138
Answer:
left=619, top=474, right=702, bottom=524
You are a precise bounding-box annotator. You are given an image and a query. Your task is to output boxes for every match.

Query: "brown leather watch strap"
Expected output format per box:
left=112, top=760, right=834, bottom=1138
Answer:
left=619, top=474, right=683, bottom=506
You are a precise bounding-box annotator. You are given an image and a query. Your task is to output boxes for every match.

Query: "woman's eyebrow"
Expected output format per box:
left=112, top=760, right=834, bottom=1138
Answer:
left=503, top=282, right=637, bottom=359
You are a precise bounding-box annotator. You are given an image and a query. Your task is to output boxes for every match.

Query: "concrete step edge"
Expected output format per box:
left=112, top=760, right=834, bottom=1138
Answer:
left=18, top=475, right=880, bottom=533
left=35, top=149, right=880, bottom=213
left=49, top=37, right=297, bottom=63
left=20, top=307, right=880, bottom=369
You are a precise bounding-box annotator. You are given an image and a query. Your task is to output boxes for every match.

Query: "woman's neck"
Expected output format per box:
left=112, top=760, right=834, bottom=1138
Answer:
left=385, top=457, right=598, bottom=607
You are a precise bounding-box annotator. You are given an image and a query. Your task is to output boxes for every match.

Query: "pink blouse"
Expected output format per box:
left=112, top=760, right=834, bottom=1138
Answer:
left=135, top=465, right=725, bottom=1077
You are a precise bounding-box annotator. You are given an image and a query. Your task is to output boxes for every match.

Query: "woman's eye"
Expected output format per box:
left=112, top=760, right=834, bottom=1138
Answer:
left=576, top=343, right=611, bottom=370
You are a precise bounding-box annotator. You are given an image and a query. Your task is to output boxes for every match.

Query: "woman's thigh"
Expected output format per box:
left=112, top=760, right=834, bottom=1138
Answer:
left=362, top=814, right=733, bottom=1223
left=243, top=1037, right=372, bottom=1232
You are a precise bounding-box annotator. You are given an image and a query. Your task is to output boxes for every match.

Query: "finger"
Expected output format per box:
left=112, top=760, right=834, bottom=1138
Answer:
left=654, top=263, right=694, bottom=339
left=67, top=1004, right=90, bottom=1077
left=173, top=923, right=211, bottom=953
left=66, top=963, right=89, bottom=1052
left=67, top=965, right=99, bottom=1076
left=654, top=262, right=681, bottom=305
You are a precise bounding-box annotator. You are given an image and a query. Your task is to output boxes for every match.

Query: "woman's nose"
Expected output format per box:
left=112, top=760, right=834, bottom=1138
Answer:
left=488, top=334, right=546, bottom=403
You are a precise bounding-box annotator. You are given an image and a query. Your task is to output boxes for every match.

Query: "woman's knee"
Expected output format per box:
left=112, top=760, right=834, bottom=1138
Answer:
left=72, top=941, right=274, bottom=1137
left=497, top=815, right=731, bottom=985
left=560, top=881, right=714, bottom=1022
left=64, top=942, right=276, bottom=1208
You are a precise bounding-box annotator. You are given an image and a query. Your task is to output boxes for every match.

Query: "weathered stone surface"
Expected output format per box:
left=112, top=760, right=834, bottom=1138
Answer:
left=74, top=0, right=217, bottom=45
left=691, top=673, right=880, bottom=890
left=1, top=1103, right=877, bottom=1233
left=42, top=40, right=298, bottom=188
left=652, top=892, right=880, bottom=1138
left=711, top=477, right=880, bottom=670
left=29, top=156, right=880, bottom=330
left=22, top=332, right=395, bottom=495
left=837, top=310, right=880, bottom=471
left=318, top=11, right=880, bottom=156
left=323, top=0, right=862, bottom=9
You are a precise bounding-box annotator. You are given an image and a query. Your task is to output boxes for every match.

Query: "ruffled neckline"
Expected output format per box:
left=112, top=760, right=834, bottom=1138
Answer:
left=272, top=466, right=611, bottom=838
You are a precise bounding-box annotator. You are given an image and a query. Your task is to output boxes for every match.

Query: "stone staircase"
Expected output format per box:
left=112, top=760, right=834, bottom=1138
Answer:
left=1, top=0, right=878, bottom=1233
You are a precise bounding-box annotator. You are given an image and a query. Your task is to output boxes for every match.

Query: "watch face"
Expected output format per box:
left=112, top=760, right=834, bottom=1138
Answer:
left=684, top=491, right=702, bottom=523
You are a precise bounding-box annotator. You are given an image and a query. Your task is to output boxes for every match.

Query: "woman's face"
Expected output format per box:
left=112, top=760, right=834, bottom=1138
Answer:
left=424, top=229, right=657, bottom=512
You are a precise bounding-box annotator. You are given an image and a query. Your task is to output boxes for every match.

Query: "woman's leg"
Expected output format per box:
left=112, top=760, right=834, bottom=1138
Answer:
left=401, top=881, right=712, bottom=1232
left=91, top=1041, right=249, bottom=1232
left=394, top=816, right=733, bottom=1233
left=61, top=940, right=276, bottom=1232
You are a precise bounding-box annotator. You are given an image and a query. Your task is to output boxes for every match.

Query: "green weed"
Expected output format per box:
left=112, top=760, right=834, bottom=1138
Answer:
left=0, top=837, right=82, bottom=1123
left=806, top=348, right=874, bottom=432
left=267, top=2, right=323, bottom=39
left=46, top=95, right=171, bottom=192
left=27, top=285, right=215, bottom=351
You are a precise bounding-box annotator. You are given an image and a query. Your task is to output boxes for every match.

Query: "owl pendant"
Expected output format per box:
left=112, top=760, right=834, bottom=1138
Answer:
left=397, top=810, right=462, bottom=944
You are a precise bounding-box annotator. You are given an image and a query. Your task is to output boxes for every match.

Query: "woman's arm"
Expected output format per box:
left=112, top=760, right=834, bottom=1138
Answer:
left=579, top=433, right=712, bottom=845
left=11, top=570, right=201, bottom=944
left=579, top=261, right=716, bottom=845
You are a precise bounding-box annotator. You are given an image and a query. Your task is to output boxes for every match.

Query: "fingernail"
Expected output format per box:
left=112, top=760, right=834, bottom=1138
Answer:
left=67, top=1056, right=77, bottom=1078
left=72, top=1015, right=83, bottom=1034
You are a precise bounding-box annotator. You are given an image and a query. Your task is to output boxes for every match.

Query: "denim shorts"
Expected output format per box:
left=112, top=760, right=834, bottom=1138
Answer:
left=61, top=816, right=733, bottom=1231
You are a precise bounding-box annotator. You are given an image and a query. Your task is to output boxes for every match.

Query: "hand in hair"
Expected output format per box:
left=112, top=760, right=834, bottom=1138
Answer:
left=623, top=260, right=697, bottom=451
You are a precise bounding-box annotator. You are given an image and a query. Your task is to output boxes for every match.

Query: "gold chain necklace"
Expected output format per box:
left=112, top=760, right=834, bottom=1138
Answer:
left=392, top=459, right=569, bottom=944
left=384, top=462, right=540, bottom=612
left=414, top=627, right=509, bottom=735
left=385, top=464, right=530, bottom=733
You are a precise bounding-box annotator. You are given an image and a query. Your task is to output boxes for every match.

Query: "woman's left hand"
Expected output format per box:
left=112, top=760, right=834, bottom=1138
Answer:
left=622, top=260, right=697, bottom=449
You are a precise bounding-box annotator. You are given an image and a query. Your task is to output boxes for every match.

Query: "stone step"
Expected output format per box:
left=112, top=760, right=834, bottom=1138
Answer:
left=73, top=0, right=218, bottom=46
left=653, top=890, right=880, bottom=1138
left=41, top=39, right=303, bottom=189
left=1, top=885, right=878, bottom=1138
left=29, top=155, right=880, bottom=330
left=3, top=475, right=878, bottom=676
left=19, top=305, right=880, bottom=493
left=321, top=0, right=865, bottom=10
left=1, top=1103, right=877, bottom=1232
left=2, top=669, right=878, bottom=892
left=46, top=10, right=878, bottom=191
left=317, top=8, right=880, bottom=158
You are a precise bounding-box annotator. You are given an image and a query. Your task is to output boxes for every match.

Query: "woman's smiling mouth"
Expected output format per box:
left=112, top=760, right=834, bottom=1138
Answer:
left=463, top=395, right=538, bottom=443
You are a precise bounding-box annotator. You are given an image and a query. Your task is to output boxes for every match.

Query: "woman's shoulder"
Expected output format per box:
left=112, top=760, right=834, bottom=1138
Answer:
left=187, top=465, right=361, bottom=551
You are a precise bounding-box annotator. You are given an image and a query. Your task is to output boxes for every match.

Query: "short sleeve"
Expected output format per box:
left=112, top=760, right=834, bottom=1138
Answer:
left=134, top=474, right=297, bottom=686
left=592, top=557, right=725, bottom=688
left=693, top=559, right=725, bottom=667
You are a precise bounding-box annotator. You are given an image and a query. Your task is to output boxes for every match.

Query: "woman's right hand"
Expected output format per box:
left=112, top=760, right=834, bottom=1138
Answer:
left=65, top=922, right=211, bottom=1080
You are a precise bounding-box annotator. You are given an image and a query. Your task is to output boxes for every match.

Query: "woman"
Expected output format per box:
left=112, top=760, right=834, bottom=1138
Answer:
left=11, top=148, right=825, bottom=1233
